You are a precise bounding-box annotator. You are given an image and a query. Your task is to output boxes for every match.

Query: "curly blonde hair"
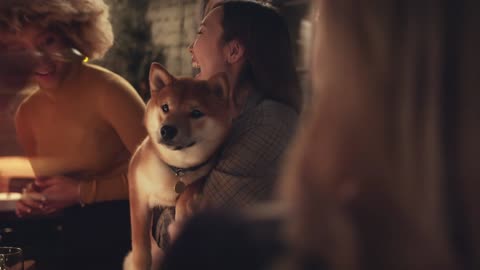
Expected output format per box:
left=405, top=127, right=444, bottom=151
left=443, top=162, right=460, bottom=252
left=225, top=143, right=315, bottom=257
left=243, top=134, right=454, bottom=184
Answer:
left=0, top=0, right=113, bottom=60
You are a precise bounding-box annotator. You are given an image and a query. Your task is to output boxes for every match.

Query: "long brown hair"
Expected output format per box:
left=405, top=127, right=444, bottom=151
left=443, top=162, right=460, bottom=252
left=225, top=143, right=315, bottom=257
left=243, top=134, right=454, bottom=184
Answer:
left=212, top=1, right=302, bottom=112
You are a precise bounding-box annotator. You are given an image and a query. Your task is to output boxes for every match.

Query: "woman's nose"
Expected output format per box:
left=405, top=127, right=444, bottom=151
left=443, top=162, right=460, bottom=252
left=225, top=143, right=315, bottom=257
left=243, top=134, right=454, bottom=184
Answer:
left=187, top=41, right=195, bottom=54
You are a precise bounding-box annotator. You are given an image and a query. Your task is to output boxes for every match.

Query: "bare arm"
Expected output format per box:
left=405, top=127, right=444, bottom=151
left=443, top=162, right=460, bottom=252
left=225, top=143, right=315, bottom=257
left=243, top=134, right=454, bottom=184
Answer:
left=14, top=102, right=36, bottom=156
left=79, top=161, right=130, bottom=203
left=80, top=72, right=147, bottom=204
left=97, top=74, right=147, bottom=153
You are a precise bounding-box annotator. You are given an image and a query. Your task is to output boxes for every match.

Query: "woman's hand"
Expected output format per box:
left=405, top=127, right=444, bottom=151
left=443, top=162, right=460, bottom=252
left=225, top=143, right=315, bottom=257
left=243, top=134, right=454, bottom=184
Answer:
left=16, top=182, right=50, bottom=217
left=16, top=176, right=81, bottom=217
left=34, top=176, right=81, bottom=211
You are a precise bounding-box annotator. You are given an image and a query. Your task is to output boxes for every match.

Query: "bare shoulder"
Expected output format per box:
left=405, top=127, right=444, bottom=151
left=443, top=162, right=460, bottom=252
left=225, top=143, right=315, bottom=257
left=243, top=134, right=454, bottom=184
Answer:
left=15, top=88, right=43, bottom=119
left=80, top=63, right=140, bottom=97
left=80, top=63, right=144, bottom=108
left=131, top=138, right=149, bottom=163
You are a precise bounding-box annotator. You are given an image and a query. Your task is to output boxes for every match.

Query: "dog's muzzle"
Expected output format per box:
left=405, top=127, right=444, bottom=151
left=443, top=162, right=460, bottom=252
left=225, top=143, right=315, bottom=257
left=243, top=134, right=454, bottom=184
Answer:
left=159, top=125, right=177, bottom=141
left=157, top=125, right=196, bottom=150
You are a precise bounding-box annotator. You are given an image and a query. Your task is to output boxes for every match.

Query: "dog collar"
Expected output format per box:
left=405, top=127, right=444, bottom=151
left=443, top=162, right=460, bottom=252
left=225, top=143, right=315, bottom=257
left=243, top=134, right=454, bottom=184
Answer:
left=167, top=157, right=215, bottom=194
left=167, top=158, right=212, bottom=177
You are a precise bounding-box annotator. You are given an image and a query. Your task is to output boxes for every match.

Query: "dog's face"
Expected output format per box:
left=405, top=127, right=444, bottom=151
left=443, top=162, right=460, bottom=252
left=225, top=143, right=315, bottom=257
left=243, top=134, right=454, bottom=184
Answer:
left=144, top=63, right=233, bottom=168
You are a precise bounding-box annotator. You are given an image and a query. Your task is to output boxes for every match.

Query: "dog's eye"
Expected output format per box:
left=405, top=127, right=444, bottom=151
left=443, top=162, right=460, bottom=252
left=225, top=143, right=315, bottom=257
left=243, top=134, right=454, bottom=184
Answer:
left=162, top=104, right=169, bottom=113
left=190, top=109, right=204, bottom=119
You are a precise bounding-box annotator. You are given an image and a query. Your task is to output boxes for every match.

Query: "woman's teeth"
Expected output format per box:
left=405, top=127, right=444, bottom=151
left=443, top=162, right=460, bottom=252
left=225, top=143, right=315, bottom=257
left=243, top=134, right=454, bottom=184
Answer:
left=35, top=67, right=55, bottom=76
left=192, top=62, right=201, bottom=78
left=36, top=71, right=51, bottom=76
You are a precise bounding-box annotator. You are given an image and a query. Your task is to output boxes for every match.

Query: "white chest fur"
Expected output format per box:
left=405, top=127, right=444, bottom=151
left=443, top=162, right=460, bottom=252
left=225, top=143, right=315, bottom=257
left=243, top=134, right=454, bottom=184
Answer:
left=129, top=138, right=214, bottom=209
left=130, top=139, right=180, bottom=208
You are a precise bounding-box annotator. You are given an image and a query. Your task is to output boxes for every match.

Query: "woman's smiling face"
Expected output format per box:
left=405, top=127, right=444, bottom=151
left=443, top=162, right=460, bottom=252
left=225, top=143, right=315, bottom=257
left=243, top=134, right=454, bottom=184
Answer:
left=3, top=25, right=74, bottom=90
left=188, top=6, right=228, bottom=80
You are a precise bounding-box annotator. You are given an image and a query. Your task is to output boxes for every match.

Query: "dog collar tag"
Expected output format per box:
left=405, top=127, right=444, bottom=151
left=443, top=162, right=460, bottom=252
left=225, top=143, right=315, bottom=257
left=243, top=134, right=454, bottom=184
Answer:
left=174, top=181, right=186, bottom=194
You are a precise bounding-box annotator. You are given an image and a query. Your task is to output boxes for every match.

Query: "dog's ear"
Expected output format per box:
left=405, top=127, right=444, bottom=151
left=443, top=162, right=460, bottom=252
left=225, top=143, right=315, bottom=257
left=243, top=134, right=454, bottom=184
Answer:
left=207, top=72, right=230, bottom=101
left=149, top=62, right=174, bottom=94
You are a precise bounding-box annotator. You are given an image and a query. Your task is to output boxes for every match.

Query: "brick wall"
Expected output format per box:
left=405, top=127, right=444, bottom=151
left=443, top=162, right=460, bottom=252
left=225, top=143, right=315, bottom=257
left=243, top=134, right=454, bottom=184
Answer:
left=146, top=0, right=204, bottom=77
left=100, top=0, right=204, bottom=98
left=102, top=0, right=152, bottom=92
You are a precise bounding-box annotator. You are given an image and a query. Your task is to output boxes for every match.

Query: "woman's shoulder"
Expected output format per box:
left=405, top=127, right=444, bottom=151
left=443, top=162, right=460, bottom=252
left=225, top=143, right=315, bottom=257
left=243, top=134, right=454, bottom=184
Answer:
left=260, top=99, right=298, bottom=126
left=239, top=98, right=298, bottom=132
left=217, top=99, right=298, bottom=176
left=80, top=63, right=134, bottom=90
left=226, top=98, right=298, bottom=152
left=79, top=63, right=143, bottom=102
left=15, top=87, right=45, bottom=116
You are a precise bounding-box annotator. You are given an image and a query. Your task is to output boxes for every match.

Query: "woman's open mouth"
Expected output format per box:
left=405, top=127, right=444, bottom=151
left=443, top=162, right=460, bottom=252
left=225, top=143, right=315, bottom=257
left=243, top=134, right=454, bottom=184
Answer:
left=191, top=58, right=201, bottom=78
left=35, top=71, right=52, bottom=77
left=34, top=66, right=55, bottom=77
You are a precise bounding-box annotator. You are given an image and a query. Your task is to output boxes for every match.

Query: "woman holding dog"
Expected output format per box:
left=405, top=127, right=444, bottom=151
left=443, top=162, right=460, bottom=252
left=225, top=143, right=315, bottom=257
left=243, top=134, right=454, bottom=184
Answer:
left=152, top=0, right=302, bottom=256
left=0, top=0, right=146, bottom=269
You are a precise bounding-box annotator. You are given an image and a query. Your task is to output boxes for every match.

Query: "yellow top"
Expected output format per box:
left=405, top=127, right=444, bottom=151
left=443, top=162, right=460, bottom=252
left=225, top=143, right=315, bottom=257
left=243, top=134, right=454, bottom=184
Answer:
left=14, top=63, right=146, bottom=204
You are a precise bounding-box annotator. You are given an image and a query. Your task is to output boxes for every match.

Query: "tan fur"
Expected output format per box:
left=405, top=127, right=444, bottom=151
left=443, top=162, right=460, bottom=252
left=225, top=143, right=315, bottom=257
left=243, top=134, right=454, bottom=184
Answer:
left=124, top=63, right=234, bottom=270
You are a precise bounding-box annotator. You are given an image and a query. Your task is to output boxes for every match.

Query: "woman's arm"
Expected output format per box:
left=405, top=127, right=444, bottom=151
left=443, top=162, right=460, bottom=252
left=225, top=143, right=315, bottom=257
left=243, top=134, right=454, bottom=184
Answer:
left=15, top=101, right=36, bottom=156
left=153, top=103, right=298, bottom=247
left=96, top=73, right=147, bottom=153
left=79, top=71, right=147, bottom=204
left=152, top=123, right=294, bottom=247
left=203, top=122, right=293, bottom=208
left=79, top=161, right=130, bottom=204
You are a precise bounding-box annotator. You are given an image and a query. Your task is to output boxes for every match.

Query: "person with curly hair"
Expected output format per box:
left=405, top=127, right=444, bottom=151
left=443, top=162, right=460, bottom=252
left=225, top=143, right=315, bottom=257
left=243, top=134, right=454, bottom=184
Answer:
left=0, top=0, right=146, bottom=268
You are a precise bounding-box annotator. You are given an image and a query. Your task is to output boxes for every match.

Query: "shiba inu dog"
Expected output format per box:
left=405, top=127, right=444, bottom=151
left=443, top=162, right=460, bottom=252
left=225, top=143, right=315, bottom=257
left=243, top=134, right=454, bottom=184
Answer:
left=124, top=63, right=235, bottom=270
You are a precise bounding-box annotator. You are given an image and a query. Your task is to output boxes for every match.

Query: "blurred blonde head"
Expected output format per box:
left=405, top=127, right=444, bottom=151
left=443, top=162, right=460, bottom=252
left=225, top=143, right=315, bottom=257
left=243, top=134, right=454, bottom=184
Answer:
left=280, top=0, right=479, bottom=269
left=0, top=0, right=113, bottom=60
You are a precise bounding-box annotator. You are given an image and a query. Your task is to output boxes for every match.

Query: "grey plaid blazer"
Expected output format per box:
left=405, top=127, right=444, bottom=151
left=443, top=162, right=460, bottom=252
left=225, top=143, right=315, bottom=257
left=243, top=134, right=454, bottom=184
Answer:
left=152, top=91, right=298, bottom=249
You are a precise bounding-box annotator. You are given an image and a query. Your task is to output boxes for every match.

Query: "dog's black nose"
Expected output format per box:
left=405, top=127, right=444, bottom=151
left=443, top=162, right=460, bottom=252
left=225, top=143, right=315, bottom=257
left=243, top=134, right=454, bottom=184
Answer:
left=160, top=125, right=177, bottom=141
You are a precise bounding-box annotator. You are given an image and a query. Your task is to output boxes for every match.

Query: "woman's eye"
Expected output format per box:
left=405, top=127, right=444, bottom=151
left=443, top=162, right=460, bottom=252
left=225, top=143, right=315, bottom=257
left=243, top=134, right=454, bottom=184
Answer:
left=162, top=104, right=169, bottom=113
left=190, top=109, right=204, bottom=119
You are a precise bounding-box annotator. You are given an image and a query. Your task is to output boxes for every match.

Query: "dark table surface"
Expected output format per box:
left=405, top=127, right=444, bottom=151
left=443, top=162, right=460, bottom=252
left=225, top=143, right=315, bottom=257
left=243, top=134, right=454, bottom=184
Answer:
left=0, top=200, right=131, bottom=270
